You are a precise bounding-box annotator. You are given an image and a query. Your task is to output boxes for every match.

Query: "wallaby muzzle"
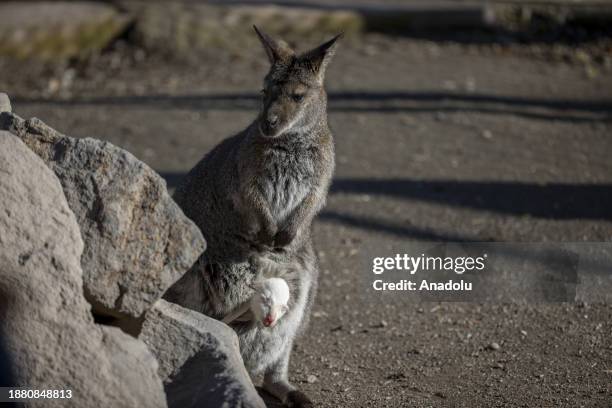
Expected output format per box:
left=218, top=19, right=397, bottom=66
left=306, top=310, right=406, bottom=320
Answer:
left=260, top=101, right=289, bottom=137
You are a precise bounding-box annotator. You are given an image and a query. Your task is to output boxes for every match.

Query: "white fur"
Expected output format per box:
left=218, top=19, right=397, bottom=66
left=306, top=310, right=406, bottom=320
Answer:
left=251, top=278, right=290, bottom=327
left=222, top=277, right=291, bottom=327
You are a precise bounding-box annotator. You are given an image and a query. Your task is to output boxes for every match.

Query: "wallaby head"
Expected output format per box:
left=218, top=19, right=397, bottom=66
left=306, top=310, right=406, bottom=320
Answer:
left=253, top=25, right=341, bottom=138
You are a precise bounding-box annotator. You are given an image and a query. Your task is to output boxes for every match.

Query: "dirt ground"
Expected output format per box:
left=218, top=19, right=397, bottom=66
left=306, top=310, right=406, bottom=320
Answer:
left=2, top=32, right=611, bottom=407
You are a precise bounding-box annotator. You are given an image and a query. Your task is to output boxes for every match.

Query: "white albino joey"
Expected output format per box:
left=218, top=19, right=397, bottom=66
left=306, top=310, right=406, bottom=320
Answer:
left=251, top=278, right=290, bottom=328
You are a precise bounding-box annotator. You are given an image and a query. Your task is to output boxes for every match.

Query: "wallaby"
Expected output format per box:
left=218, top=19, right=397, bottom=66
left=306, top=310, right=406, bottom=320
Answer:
left=164, top=26, right=339, bottom=407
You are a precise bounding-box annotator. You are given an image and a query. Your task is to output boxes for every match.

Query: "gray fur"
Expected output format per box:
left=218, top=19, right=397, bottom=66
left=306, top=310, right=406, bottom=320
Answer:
left=164, top=27, right=339, bottom=407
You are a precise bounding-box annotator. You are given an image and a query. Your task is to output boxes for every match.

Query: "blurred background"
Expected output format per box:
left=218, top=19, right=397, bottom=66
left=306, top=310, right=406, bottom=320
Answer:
left=1, top=0, right=611, bottom=406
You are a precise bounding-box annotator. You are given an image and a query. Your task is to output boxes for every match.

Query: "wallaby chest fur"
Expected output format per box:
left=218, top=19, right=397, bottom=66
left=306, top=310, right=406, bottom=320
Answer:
left=164, top=27, right=340, bottom=407
left=255, top=140, right=317, bottom=223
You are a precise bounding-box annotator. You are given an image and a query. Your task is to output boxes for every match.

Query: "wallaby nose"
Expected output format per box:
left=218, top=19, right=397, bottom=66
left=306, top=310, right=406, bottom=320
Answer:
left=267, top=113, right=279, bottom=127
left=263, top=314, right=275, bottom=327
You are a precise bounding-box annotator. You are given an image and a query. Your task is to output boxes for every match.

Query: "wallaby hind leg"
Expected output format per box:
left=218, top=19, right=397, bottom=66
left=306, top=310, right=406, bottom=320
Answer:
left=263, top=341, right=313, bottom=408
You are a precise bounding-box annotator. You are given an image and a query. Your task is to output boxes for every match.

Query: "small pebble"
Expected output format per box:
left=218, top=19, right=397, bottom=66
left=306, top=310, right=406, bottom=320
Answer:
left=481, top=129, right=493, bottom=139
left=370, top=321, right=388, bottom=329
left=306, top=374, right=318, bottom=384
left=487, top=342, right=501, bottom=351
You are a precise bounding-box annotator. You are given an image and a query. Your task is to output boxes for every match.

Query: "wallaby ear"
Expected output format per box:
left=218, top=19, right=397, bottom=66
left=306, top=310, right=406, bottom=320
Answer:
left=253, top=25, right=294, bottom=64
left=301, top=33, right=343, bottom=80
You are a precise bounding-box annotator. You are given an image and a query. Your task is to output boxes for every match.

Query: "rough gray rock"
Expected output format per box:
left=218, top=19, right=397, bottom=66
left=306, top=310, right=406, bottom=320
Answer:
left=1, top=112, right=206, bottom=321
left=0, top=2, right=131, bottom=60
left=0, top=93, right=9, bottom=112
left=0, top=131, right=166, bottom=408
left=140, top=299, right=265, bottom=408
left=126, top=2, right=361, bottom=57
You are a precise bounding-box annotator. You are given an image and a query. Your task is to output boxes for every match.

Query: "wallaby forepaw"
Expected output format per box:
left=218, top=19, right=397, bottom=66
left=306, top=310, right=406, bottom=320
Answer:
left=286, top=390, right=314, bottom=408
left=252, top=220, right=276, bottom=246
left=237, top=222, right=276, bottom=251
left=256, top=229, right=275, bottom=246
left=274, top=228, right=296, bottom=248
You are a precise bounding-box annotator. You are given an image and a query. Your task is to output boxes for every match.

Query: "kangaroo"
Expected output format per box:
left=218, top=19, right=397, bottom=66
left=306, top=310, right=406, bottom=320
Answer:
left=164, top=26, right=339, bottom=407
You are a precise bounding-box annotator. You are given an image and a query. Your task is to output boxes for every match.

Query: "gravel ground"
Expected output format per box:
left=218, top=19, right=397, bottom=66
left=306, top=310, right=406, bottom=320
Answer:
left=2, top=32, right=611, bottom=407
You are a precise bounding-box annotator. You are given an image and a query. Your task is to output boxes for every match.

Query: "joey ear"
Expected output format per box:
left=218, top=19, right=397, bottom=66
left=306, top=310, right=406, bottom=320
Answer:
left=253, top=25, right=294, bottom=64
left=301, top=33, right=342, bottom=81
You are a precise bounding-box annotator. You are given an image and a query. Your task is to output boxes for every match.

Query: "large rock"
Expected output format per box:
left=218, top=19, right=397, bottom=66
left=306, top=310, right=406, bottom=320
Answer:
left=0, top=2, right=131, bottom=60
left=0, top=131, right=166, bottom=407
left=140, top=299, right=265, bottom=408
left=127, top=2, right=361, bottom=58
left=0, top=111, right=206, bottom=322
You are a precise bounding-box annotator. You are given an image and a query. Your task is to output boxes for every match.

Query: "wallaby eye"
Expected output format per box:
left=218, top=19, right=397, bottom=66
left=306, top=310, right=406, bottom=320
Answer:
left=291, top=93, right=305, bottom=103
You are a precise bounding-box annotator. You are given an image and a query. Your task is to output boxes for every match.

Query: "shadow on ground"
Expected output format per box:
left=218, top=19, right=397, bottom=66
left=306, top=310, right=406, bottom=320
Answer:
left=329, top=178, right=612, bottom=221
left=256, top=388, right=284, bottom=408
left=14, top=91, right=612, bottom=123
left=163, top=174, right=612, bottom=220
left=162, top=173, right=612, bottom=240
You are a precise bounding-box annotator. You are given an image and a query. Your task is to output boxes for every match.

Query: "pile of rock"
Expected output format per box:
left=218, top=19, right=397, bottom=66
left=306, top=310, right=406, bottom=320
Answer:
left=0, top=93, right=264, bottom=408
